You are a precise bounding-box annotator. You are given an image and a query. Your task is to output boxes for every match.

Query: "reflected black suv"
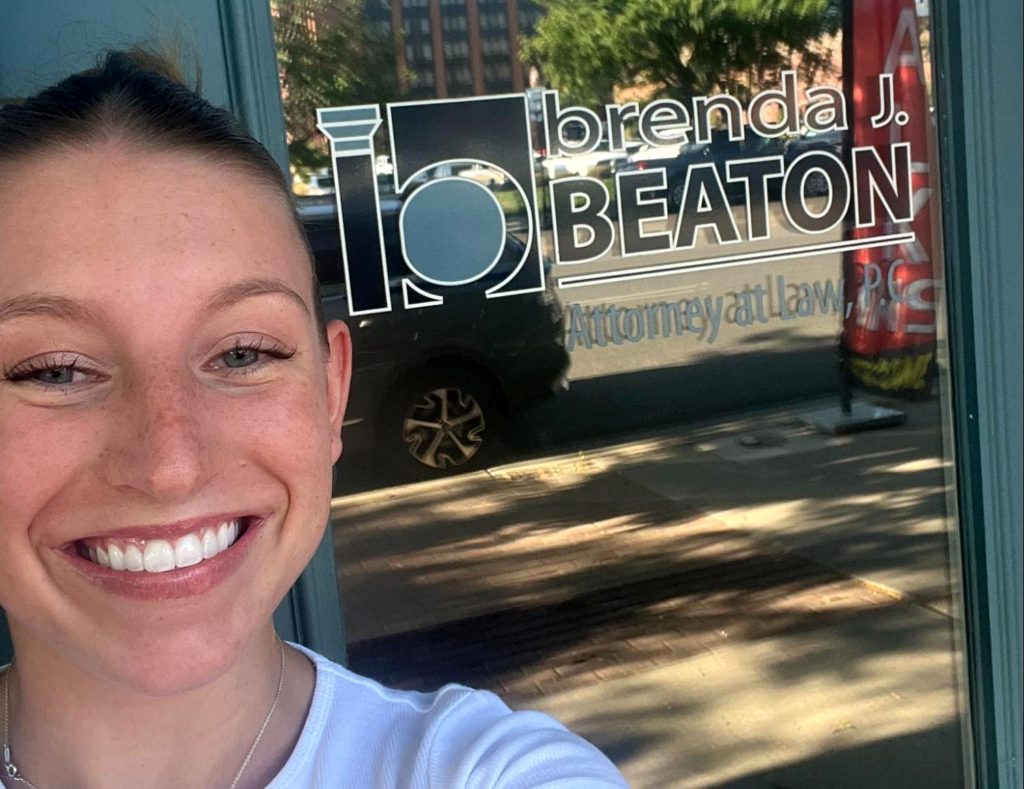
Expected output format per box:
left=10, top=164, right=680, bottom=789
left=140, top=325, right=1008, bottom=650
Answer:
left=616, top=129, right=786, bottom=210
left=300, top=196, right=570, bottom=480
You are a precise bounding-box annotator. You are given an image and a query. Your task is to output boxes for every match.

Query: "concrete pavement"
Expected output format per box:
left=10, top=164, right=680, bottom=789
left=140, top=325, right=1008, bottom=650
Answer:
left=329, top=396, right=967, bottom=787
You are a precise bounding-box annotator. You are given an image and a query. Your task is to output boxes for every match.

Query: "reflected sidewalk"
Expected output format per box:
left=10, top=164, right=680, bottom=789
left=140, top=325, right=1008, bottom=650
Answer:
left=329, top=396, right=964, bottom=788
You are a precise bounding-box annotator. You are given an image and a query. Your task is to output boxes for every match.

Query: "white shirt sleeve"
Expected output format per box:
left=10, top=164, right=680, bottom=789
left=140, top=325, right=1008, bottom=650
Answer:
left=271, top=647, right=630, bottom=788
left=422, top=689, right=630, bottom=789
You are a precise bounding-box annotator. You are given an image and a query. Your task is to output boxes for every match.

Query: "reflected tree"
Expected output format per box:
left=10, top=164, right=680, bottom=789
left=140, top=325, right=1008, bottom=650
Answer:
left=520, top=0, right=840, bottom=106
left=273, top=0, right=405, bottom=170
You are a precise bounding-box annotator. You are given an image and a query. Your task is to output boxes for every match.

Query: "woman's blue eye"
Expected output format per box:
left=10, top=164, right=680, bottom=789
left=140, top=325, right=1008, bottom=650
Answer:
left=3, top=355, right=97, bottom=389
left=223, top=347, right=260, bottom=368
left=212, top=341, right=295, bottom=373
left=36, top=367, right=76, bottom=384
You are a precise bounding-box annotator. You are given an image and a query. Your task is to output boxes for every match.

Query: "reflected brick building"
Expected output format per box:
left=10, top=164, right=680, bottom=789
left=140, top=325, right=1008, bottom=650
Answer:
left=365, top=0, right=542, bottom=99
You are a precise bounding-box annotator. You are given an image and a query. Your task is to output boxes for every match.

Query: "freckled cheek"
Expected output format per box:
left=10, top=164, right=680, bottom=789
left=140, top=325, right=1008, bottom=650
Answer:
left=222, top=386, right=335, bottom=490
left=0, top=414, right=103, bottom=539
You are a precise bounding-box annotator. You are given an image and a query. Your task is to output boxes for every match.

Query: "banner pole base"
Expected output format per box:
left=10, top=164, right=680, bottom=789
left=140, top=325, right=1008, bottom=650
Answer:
left=802, top=402, right=907, bottom=436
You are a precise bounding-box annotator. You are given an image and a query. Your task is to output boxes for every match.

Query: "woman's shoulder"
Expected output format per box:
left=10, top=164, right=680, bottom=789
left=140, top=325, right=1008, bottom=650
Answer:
left=300, top=642, right=482, bottom=720
left=272, top=644, right=628, bottom=788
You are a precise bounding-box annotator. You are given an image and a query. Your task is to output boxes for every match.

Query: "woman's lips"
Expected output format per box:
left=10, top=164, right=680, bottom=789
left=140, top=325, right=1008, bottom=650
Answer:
left=62, top=516, right=263, bottom=601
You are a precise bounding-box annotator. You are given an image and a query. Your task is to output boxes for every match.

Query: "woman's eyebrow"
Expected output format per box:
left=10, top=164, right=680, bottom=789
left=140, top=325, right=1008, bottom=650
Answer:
left=0, top=294, right=104, bottom=326
left=0, top=280, right=310, bottom=328
left=202, top=278, right=311, bottom=317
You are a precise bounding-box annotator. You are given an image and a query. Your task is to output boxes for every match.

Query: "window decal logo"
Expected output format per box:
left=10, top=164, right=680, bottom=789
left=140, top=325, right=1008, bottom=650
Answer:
left=318, top=74, right=916, bottom=318
left=317, top=95, right=543, bottom=316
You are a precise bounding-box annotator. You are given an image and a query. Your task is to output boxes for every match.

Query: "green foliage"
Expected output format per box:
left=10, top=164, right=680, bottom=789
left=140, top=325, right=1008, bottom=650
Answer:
left=520, top=0, right=624, bottom=107
left=274, top=0, right=404, bottom=170
left=521, top=0, right=840, bottom=107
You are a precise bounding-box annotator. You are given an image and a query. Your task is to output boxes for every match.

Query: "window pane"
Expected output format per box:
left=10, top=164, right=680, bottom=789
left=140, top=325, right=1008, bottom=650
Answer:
left=272, top=0, right=970, bottom=784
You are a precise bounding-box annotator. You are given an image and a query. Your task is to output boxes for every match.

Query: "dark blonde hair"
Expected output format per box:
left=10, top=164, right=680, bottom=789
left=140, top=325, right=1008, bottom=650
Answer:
left=0, top=48, right=327, bottom=339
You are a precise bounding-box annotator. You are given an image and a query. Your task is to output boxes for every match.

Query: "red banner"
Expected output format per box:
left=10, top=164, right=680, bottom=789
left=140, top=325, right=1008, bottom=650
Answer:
left=843, top=0, right=938, bottom=396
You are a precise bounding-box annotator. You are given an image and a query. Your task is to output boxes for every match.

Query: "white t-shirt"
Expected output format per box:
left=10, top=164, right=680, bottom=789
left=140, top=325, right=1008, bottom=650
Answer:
left=268, top=644, right=629, bottom=788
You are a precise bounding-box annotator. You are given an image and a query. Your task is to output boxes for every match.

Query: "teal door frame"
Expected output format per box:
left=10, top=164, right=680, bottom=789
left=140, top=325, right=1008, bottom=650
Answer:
left=932, top=0, right=1023, bottom=786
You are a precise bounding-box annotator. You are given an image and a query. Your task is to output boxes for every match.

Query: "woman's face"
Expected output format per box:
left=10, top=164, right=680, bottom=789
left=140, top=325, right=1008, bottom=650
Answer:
left=0, top=143, right=350, bottom=694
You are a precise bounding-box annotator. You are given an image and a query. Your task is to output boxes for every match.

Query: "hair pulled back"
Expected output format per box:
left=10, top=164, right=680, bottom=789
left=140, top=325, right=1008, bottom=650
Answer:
left=0, top=49, right=285, bottom=194
left=0, top=48, right=327, bottom=337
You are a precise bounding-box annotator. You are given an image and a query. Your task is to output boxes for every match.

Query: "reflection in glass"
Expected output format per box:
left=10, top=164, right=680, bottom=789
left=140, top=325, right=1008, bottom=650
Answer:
left=272, top=1, right=969, bottom=785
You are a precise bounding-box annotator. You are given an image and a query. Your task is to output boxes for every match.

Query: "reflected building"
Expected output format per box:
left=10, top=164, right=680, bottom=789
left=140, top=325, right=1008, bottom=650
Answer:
left=365, top=0, right=542, bottom=98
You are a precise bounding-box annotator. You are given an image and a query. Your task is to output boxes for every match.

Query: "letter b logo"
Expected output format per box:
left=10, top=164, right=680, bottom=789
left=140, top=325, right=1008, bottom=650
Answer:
left=318, top=95, right=544, bottom=315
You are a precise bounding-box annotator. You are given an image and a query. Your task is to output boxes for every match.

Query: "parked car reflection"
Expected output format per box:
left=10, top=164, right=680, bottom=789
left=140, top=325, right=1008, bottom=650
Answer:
left=300, top=196, right=570, bottom=480
left=783, top=129, right=845, bottom=196
left=615, top=129, right=787, bottom=209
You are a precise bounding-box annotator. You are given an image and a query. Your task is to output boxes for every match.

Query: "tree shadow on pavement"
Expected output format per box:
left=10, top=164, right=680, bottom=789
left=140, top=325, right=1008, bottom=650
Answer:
left=329, top=353, right=964, bottom=788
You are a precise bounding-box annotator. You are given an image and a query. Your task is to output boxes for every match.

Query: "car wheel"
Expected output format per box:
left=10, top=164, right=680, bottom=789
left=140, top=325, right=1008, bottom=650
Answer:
left=805, top=171, right=829, bottom=198
left=668, top=180, right=686, bottom=212
left=378, top=368, right=503, bottom=479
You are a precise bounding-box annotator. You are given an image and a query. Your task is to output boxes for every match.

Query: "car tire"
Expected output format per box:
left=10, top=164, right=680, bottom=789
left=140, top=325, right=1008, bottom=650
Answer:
left=805, top=170, right=829, bottom=198
left=668, top=180, right=686, bottom=212
left=377, top=366, right=504, bottom=480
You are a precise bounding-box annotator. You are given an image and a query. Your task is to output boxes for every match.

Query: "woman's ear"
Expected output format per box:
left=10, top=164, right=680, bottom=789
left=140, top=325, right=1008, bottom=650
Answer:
left=323, top=320, right=352, bottom=463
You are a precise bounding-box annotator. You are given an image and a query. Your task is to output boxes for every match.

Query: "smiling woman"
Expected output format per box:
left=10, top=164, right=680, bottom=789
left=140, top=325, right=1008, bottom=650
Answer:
left=0, top=51, right=626, bottom=788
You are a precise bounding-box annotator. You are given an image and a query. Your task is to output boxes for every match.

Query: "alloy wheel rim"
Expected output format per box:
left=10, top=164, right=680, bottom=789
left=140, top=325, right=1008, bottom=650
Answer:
left=671, top=182, right=685, bottom=209
left=401, top=386, right=486, bottom=469
left=806, top=171, right=828, bottom=197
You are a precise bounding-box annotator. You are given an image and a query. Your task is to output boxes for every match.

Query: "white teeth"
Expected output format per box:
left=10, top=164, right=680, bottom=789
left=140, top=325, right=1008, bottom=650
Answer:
left=84, top=519, right=244, bottom=573
left=107, top=544, right=125, bottom=571
left=216, top=521, right=232, bottom=552
left=124, top=544, right=145, bottom=571
left=142, top=540, right=175, bottom=573
left=174, top=534, right=203, bottom=568
left=201, top=529, right=219, bottom=559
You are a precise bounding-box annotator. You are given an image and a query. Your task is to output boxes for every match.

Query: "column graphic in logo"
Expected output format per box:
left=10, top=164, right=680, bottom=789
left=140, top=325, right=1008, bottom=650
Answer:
left=318, top=95, right=544, bottom=315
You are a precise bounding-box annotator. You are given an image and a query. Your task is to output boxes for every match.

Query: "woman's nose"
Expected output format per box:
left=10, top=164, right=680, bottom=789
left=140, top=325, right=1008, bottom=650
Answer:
left=100, top=373, right=213, bottom=502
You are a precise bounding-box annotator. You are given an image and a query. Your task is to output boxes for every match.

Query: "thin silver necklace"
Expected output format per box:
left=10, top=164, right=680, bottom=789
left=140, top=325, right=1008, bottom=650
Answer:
left=2, top=637, right=285, bottom=789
